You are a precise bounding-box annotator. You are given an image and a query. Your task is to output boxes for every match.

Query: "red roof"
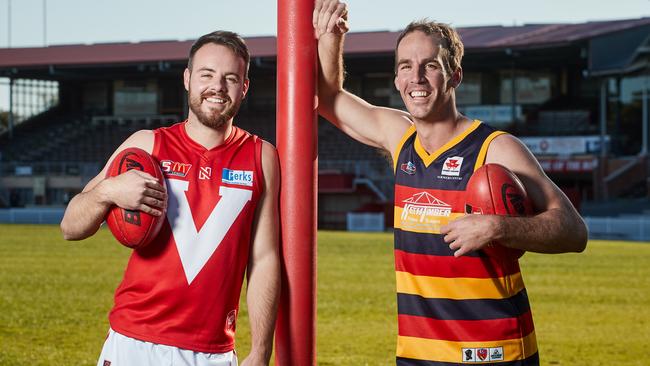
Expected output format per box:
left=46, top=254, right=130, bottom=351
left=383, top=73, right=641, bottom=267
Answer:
left=0, top=17, right=648, bottom=68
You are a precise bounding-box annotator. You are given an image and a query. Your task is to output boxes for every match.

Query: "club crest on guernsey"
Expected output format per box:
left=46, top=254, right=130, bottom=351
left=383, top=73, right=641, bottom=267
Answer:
left=400, top=161, right=416, bottom=175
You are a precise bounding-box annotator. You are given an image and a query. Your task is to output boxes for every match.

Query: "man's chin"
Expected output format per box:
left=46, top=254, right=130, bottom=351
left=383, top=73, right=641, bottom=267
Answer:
left=405, top=107, right=432, bottom=120
left=198, top=116, right=228, bottom=129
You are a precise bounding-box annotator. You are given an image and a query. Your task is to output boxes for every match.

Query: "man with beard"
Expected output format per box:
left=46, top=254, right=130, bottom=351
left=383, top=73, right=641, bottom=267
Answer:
left=61, top=31, right=279, bottom=366
left=314, top=1, right=587, bottom=365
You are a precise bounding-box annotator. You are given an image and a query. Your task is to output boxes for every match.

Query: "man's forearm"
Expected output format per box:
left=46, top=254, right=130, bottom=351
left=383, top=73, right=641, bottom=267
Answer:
left=318, top=33, right=345, bottom=97
left=246, top=254, right=280, bottom=361
left=60, top=182, right=111, bottom=240
left=498, top=207, right=588, bottom=253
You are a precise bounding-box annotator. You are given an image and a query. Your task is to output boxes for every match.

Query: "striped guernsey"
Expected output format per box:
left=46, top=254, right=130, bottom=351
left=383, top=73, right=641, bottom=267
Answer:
left=393, top=120, right=539, bottom=365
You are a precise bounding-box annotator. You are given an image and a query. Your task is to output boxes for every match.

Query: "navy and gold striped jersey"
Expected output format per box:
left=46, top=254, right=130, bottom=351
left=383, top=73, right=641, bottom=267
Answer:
left=393, top=120, right=539, bottom=365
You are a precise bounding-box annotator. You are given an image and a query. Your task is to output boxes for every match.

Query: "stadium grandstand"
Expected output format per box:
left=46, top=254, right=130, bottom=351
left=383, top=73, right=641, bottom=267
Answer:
left=0, top=17, right=649, bottom=229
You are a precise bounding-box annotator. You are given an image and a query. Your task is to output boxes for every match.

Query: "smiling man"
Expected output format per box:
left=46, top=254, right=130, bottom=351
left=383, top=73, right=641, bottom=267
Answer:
left=314, top=0, right=587, bottom=365
left=60, top=31, right=280, bottom=366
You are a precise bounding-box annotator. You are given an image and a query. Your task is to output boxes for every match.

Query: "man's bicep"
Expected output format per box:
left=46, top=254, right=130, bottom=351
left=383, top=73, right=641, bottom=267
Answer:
left=324, top=90, right=411, bottom=151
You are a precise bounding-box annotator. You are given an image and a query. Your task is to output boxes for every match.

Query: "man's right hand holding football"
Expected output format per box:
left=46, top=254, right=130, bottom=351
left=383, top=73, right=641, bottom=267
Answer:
left=97, top=169, right=167, bottom=217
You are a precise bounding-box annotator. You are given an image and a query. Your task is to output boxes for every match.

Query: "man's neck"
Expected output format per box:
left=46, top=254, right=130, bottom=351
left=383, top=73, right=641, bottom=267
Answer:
left=413, top=106, right=472, bottom=155
left=185, top=115, right=233, bottom=150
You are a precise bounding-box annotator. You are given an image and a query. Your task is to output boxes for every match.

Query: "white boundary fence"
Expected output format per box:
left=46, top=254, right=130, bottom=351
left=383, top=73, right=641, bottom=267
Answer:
left=584, top=216, right=650, bottom=241
left=0, top=209, right=649, bottom=242
left=347, top=212, right=385, bottom=232
left=0, top=208, right=65, bottom=224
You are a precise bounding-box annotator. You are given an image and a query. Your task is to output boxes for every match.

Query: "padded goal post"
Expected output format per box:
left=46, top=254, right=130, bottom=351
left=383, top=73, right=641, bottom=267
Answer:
left=274, top=0, right=318, bottom=365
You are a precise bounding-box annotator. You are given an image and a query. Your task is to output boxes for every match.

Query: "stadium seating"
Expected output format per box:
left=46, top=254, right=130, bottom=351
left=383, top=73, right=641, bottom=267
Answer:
left=0, top=108, right=393, bottom=196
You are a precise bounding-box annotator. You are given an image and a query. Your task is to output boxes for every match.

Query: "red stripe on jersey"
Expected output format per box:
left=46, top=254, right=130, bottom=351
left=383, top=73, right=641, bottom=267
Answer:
left=395, top=184, right=466, bottom=212
left=398, top=310, right=535, bottom=342
left=395, top=249, right=521, bottom=278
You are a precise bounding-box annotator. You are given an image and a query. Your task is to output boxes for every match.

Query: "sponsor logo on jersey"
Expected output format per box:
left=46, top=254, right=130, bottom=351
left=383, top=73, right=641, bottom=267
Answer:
left=400, top=161, right=416, bottom=175
left=462, top=348, right=475, bottom=362
left=400, top=192, right=452, bottom=231
left=441, top=156, right=464, bottom=176
left=222, top=168, right=254, bottom=187
left=490, top=347, right=504, bottom=361
left=103, top=361, right=112, bottom=366
left=461, top=346, right=504, bottom=363
left=402, top=192, right=452, bottom=220
left=199, top=166, right=212, bottom=180
left=161, top=160, right=192, bottom=177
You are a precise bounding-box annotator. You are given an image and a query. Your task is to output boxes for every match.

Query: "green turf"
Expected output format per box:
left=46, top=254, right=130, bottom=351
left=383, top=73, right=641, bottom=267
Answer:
left=0, top=225, right=649, bottom=365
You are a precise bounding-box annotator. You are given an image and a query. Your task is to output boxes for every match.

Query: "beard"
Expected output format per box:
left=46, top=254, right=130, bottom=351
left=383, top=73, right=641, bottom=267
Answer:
left=188, top=88, right=242, bottom=130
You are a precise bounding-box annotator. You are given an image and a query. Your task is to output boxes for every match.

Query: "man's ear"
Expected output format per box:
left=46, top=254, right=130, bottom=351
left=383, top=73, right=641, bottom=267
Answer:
left=450, top=67, right=463, bottom=89
left=183, top=68, right=190, bottom=92
left=242, top=78, right=250, bottom=98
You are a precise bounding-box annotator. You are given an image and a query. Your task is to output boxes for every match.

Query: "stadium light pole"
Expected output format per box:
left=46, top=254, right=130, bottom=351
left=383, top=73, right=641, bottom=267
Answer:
left=274, top=0, right=318, bottom=364
left=7, top=0, right=11, bottom=47
left=43, top=0, right=47, bottom=46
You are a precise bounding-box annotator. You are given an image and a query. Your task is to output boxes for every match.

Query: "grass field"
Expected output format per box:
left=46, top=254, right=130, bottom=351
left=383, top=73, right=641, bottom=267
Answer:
left=1, top=225, right=649, bottom=365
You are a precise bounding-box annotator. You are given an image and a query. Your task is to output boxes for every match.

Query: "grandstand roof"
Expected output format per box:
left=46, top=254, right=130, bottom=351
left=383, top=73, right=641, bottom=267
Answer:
left=0, top=17, right=648, bottom=69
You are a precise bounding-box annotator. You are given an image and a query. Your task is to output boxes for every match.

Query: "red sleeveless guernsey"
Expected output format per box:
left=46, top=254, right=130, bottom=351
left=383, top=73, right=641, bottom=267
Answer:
left=109, top=121, right=264, bottom=353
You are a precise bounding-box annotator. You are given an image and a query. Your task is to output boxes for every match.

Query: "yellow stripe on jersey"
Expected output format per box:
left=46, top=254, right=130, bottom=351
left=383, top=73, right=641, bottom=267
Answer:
left=396, top=271, right=524, bottom=300
left=397, top=332, right=538, bottom=363
left=414, top=120, right=481, bottom=168
left=394, top=207, right=465, bottom=234
left=393, top=124, right=417, bottom=173
left=473, top=130, right=507, bottom=172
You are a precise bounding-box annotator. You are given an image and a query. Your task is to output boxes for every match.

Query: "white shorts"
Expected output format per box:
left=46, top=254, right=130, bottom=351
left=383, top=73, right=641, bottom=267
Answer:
left=97, top=329, right=238, bottom=366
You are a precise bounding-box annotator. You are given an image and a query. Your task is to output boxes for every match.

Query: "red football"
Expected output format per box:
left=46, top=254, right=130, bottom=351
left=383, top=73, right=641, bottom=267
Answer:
left=105, top=147, right=166, bottom=249
left=465, top=163, right=533, bottom=259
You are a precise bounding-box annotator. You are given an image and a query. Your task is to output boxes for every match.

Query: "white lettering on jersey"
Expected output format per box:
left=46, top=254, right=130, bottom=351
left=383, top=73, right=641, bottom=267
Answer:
left=166, top=179, right=252, bottom=284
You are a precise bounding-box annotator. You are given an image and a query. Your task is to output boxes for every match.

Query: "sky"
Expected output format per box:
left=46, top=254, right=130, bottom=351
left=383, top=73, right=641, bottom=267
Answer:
left=0, top=0, right=649, bottom=48
left=0, top=0, right=649, bottom=110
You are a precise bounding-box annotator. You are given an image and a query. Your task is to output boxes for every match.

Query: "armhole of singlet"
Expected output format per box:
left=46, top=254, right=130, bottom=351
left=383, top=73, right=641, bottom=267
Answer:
left=254, top=137, right=265, bottom=197
left=392, top=124, right=417, bottom=174
left=473, top=131, right=507, bottom=172
left=152, top=129, right=162, bottom=158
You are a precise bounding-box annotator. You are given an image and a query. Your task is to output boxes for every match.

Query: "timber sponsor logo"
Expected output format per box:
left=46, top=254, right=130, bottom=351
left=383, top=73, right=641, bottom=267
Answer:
left=400, top=192, right=451, bottom=231
left=461, top=346, right=504, bottom=363
left=161, top=160, right=192, bottom=178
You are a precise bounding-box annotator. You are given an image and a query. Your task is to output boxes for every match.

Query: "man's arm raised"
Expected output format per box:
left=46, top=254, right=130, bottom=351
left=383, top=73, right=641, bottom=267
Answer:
left=314, top=0, right=412, bottom=155
left=241, top=141, right=281, bottom=366
left=60, top=130, right=166, bottom=240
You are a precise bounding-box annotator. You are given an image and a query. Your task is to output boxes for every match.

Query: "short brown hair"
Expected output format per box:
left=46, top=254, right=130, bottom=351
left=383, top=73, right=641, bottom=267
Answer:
left=395, top=20, right=464, bottom=75
left=188, top=30, right=250, bottom=79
